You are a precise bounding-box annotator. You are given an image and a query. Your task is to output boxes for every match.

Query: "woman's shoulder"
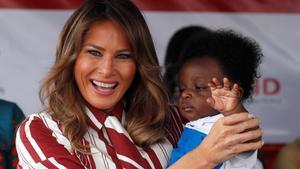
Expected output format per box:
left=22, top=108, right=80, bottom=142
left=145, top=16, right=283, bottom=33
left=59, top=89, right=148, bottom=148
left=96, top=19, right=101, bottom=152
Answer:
left=17, top=111, right=60, bottom=138
left=20, top=111, right=52, bottom=125
left=16, top=111, right=73, bottom=150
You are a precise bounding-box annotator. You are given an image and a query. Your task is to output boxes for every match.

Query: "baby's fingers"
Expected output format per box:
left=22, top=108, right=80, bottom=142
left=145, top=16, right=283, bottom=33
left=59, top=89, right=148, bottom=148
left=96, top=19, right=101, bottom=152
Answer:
left=208, top=79, right=218, bottom=91
left=232, top=83, right=242, bottom=97
left=223, top=77, right=232, bottom=90
left=212, top=77, right=223, bottom=89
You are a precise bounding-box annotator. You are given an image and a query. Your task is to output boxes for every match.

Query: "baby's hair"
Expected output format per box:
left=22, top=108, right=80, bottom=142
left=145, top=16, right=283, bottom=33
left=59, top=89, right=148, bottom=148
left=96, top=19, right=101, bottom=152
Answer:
left=164, top=25, right=211, bottom=95
left=179, top=29, right=263, bottom=101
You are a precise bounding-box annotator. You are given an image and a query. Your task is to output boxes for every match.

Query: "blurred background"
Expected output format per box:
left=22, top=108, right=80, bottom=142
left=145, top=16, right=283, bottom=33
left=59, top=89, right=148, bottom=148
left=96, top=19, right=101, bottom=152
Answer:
left=0, top=0, right=299, bottom=168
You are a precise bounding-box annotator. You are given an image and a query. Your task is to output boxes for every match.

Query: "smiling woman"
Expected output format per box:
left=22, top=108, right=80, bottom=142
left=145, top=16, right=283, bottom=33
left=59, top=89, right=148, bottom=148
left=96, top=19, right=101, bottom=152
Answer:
left=74, top=20, right=137, bottom=110
left=15, top=0, right=263, bottom=168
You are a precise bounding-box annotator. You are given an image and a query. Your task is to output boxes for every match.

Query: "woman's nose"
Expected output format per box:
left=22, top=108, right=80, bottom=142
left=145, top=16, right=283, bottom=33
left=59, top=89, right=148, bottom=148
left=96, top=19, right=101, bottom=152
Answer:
left=97, top=56, right=113, bottom=77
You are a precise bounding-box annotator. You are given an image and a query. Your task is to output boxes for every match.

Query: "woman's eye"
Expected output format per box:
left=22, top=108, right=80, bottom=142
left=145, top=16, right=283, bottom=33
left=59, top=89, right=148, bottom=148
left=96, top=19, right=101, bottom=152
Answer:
left=88, top=50, right=101, bottom=56
left=116, top=53, right=131, bottom=59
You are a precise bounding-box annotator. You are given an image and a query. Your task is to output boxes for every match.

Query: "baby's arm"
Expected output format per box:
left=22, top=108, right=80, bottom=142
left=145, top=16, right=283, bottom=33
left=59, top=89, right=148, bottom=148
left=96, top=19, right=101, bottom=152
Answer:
left=206, top=77, right=246, bottom=116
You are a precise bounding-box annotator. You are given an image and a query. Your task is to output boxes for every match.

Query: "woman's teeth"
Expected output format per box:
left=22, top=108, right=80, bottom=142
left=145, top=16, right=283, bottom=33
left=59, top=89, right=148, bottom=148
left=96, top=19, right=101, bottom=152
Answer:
left=92, top=80, right=117, bottom=89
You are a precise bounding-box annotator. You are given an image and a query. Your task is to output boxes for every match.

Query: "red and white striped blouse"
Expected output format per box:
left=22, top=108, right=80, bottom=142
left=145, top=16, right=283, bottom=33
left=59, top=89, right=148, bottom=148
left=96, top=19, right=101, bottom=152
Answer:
left=16, top=106, right=183, bottom=169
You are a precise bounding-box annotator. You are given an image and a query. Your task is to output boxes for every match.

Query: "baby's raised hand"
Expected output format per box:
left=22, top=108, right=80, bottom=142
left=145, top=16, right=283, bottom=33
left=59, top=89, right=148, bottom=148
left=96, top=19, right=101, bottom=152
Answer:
left=206, top=77, right=244, bottom=116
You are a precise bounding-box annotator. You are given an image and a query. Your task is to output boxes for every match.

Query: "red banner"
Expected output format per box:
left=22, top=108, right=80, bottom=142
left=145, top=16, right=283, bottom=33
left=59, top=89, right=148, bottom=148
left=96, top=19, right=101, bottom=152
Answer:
left=0, top=0, right=300, bottom=13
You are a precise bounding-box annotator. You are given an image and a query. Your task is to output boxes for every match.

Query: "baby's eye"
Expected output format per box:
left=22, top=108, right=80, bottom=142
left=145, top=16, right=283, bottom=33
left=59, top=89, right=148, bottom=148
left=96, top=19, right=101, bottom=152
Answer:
left=88, top=50, right=101, bottom=57
left=195, top=85, right=206, bottom=92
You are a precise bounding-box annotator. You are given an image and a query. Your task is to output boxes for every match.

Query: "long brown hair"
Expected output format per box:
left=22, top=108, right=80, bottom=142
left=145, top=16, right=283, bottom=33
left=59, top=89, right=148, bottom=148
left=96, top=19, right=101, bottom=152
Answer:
left=39, top=0, right=172, bottom=151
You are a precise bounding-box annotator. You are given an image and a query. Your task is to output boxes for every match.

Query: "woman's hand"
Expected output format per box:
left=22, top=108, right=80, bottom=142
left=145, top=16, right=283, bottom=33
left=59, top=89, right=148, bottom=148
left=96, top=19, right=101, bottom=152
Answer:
left=169, top=112, right=263, bottom=169
left=198, top=112, right=263, bottom=167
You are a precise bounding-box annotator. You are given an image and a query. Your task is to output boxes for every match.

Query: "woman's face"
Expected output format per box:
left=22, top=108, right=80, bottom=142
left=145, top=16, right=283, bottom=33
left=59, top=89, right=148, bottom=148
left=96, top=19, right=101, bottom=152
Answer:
left=178, top=57, right=224, bottom=121
left=74, top=20, right=136, bottom=110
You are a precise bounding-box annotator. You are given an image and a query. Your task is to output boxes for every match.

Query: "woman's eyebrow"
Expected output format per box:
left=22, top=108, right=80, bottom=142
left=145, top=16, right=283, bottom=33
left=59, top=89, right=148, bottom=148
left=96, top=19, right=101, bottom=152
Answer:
left=84, top=44, right=131, bottom=53
left=84, top=44, right=104, bottom=51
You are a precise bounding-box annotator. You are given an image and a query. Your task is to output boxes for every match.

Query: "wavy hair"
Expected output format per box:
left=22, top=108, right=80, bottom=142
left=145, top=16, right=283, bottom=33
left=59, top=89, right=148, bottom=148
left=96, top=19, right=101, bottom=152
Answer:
left=40, top=0, right=171, bottom=151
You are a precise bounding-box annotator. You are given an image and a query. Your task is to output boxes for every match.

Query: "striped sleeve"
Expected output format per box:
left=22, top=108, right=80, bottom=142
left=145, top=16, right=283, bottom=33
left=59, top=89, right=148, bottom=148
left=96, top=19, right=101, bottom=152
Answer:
left=15, top=114, right=84, bottom=169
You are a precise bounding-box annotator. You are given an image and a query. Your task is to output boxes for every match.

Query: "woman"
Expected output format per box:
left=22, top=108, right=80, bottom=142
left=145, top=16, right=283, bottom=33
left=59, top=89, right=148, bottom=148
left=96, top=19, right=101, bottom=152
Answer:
left=15, top=0, right=263, bottom=168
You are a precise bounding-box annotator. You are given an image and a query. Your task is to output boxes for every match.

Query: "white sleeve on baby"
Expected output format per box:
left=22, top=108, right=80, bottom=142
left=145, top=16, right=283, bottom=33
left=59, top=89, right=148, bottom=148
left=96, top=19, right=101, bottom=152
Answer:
left=221, top=150, right=260, bottom=169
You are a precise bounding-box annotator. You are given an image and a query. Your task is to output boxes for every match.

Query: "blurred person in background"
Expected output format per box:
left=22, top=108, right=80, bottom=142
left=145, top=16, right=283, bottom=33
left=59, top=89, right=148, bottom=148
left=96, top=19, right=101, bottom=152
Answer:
left=0, top=99, right=25, bottom=169
left=275, top=137, right=300, bottom=169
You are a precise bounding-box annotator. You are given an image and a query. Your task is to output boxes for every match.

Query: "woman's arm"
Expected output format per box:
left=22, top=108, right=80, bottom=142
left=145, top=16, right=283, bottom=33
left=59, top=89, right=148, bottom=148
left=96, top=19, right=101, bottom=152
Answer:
left=169, top=113, right=263, bottom=169
left=15, top=114, right=84, bottom=169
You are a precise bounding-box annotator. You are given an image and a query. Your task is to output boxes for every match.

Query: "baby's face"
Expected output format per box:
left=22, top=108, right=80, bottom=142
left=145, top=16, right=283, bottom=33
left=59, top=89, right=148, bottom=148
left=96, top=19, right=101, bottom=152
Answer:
left=178, top=57, right=224, bottom=121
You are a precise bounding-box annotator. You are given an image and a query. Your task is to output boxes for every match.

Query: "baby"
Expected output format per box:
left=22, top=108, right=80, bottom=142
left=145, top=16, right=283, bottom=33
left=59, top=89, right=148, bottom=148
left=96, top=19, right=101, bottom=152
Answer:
left=169, top=29, right=263, bottom=169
